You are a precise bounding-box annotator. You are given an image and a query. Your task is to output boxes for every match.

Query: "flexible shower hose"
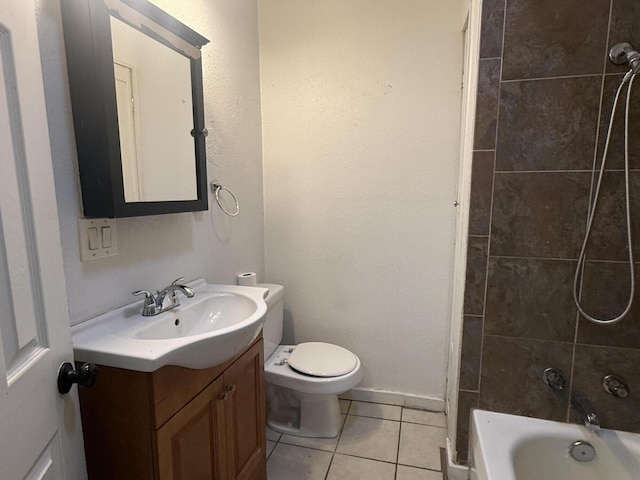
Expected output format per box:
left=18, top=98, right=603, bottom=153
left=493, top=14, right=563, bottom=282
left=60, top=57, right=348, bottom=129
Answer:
left=574, top=70, right=636, bottom=325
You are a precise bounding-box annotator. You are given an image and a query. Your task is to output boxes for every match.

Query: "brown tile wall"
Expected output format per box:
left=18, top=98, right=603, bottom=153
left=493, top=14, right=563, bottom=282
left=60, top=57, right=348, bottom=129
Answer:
left=455, top=0, right=640, bottom=465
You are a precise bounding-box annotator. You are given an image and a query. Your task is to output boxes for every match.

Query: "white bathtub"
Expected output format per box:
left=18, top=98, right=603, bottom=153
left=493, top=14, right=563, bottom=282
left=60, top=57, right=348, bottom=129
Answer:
left=469, top=409, right=640, bottom=480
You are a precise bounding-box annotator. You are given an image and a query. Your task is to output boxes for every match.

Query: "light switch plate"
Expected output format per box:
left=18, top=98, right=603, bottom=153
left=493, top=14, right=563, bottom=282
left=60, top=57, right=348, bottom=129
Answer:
left=79, top=218, right=117, bottom=261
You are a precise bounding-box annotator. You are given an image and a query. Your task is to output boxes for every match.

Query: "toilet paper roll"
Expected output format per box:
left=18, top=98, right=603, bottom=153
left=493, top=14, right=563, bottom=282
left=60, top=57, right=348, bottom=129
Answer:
left=237, top=272, right=258, bottom=286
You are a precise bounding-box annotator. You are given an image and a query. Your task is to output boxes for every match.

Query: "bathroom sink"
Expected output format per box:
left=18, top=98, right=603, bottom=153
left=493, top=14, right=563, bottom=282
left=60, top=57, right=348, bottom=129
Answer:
left=71, top=280, right=268, bottom=372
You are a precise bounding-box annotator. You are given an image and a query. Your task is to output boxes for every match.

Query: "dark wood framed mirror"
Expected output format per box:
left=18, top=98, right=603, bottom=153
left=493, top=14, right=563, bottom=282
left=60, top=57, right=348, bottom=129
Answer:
left=60, top=0, right=210, bottom=218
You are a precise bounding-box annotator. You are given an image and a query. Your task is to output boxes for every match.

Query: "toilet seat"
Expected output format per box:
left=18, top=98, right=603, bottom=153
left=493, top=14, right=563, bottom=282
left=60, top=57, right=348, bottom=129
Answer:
left=288, top=342, right=358, bottom=377
left=264, top=344, right=362, bottom=395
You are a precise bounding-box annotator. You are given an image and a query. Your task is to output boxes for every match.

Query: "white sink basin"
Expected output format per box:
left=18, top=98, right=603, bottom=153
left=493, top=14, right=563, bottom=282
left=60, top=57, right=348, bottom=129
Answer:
left=71, top=280, right=268, bottom=372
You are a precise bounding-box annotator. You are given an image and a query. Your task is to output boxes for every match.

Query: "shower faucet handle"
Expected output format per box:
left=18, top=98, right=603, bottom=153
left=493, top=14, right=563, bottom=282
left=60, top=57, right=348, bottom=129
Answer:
left=543, top=367, right=567, bottom=391
left=603, top=374, right=629, bottom=398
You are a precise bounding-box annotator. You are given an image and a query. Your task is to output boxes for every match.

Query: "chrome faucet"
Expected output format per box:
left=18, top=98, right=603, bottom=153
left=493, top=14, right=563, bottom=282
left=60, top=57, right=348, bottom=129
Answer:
left=571, top=392, right=600, bottom=434
left=132, top=277, right=196, bottom=316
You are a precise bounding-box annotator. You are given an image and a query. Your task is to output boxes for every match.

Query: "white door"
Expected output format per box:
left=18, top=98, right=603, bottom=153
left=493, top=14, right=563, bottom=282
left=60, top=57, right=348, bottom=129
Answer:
left=114, top=61, right=143, bottom=203
left=0, top=0, right=86, bottom=478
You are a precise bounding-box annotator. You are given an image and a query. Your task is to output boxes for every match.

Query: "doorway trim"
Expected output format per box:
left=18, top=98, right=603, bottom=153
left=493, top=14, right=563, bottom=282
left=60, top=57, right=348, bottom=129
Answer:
left=446, top=0, right=482, bottom=472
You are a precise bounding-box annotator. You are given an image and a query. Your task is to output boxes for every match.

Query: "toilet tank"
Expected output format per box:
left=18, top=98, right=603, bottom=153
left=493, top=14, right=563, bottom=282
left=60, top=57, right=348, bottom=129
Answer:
left=258, top=283, right=284, bottom=360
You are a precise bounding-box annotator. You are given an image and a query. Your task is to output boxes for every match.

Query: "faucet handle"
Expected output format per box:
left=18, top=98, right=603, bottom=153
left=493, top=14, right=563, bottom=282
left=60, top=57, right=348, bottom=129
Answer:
left=603, top=374, right=629, bottom=398
left=132, top=290, right=159, bottom=316
left=543, top=367, right=567, bottom=391
left=132, top=290, right=155, bottom=301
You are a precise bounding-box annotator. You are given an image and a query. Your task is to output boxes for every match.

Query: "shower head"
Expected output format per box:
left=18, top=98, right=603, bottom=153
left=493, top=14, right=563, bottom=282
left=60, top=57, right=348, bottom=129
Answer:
left=610, top=42, right=640, bottom=75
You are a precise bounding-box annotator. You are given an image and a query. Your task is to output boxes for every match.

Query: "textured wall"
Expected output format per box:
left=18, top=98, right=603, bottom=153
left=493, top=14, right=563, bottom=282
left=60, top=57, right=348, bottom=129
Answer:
left=35, top=0, right=265, bottom=325
left=456, top=0, right=640, bottom=464
left=260, top=0, right=463, bottom=402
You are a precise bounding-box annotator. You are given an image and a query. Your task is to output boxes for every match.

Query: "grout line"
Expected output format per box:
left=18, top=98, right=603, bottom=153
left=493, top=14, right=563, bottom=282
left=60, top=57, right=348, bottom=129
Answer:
left=483, top=332, right=575, bottom=344
left=604, top=72, right=626, bottom=77
left=494, top=170, right=602, bottom=175
left=494, top=169, right=601, bottom=174
left=332, top=452, right=402, bottom=467
left=396, top=420, right=402, bottom=466
left=343, top=398, right=400, bottom=407
left=488, top=254, right=578, bottom=262
left=585, top=168, right=640, bottom=172
left=602, top=0, right=615, bottom=77
left=266, top=441, right=274, bottom=462
left=567, top=310, right=581, bottom=423
left=488, top=254, right=640, bottom=264
left=323, top=453, right=333, bottom=480
left=397, top=462, right=444, bottom=473
left=495, top=170, right=640, bottom=174
left=278, top=443, right=337, bottom=456
left=574, top=342, right=640, bottom=352
left=348, top=413, right=402, bottom=422
left=401, top=420, right=447, bottom=429
left=501, top=73, right=603, bottom=83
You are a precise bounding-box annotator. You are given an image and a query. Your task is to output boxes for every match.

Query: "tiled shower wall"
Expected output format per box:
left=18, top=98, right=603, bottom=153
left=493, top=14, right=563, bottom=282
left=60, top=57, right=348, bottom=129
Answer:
left=456, top=0, right=640, bottom=464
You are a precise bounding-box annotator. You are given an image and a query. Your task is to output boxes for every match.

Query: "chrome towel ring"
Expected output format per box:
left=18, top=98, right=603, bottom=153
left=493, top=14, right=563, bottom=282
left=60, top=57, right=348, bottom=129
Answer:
left=211, top=182, right=239, bottom=216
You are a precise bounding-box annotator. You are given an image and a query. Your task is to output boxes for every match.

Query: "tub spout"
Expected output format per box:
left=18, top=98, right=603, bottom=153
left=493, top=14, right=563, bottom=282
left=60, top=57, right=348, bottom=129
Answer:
left=571, top=392, right=600, bottom=434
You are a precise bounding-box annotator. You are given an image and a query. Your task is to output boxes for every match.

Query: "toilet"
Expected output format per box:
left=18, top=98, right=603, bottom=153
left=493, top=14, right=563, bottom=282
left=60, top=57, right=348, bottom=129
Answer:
left=260, top=284, right=362, bottom=438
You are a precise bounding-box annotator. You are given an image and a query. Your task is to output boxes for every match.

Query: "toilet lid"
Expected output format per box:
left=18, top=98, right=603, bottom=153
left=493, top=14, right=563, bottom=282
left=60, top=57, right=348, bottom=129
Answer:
left=288, top=342, right=358, bottom=377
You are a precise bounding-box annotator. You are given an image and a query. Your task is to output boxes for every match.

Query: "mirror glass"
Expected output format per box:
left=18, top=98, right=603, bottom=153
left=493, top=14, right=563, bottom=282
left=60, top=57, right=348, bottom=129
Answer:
left=110, top=16, right=197, bottom=203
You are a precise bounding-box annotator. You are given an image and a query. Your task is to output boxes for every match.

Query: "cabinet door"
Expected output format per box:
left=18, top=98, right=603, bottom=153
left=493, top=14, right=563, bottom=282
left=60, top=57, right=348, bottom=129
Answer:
left=223, top=339, right=266, bottom=480
left=154, top=376, right=227, bottom=480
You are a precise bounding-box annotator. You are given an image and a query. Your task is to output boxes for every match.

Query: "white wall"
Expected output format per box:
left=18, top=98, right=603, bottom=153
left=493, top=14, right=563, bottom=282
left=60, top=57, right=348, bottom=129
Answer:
left=260, top=0, right=463, bottom=402
left=35, top=0, right=265, bottom=325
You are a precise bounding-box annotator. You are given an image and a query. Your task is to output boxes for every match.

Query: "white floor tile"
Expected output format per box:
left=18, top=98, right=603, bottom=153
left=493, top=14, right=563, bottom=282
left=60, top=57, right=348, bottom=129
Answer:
left=266, top=440, right=277, bottom=458
left=336, top=415, right=400, bottom=463
left=266, top=427, right=282, bottom=442
left=396, top=465, right=443, bottom=480
left=280, top=432, right=340, bottom=452
left=279, top=414, right=346, bottom=452
left=267, top=443, right=332, bottom=480
left=350, top=401, right=402, bottom=421
left=267, top=401, right=447, bottom=479
left=401, top=409, right=447, bottom=428
left=326, top=454, right=396, bottom=480
left=398, top=423, right=445, bottom=470
left=339, top=399, right=351, bottom=414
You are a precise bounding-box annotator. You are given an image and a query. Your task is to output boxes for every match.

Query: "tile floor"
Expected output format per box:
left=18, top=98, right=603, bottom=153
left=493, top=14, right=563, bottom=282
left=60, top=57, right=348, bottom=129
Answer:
left=266, top=400, right=447, bottom=480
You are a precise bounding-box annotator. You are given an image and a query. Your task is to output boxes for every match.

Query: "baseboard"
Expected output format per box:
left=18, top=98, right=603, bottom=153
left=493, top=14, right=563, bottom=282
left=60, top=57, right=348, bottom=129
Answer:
left=340, top=387, right=446, bottom=412
left=404, top=393, right=445, bottom=412
left=446, top=438, right=469, bottom=480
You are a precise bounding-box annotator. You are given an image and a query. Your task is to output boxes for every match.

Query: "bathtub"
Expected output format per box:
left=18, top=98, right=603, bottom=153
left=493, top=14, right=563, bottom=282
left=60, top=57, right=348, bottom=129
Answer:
left=469, top=409, right=640, bottom=480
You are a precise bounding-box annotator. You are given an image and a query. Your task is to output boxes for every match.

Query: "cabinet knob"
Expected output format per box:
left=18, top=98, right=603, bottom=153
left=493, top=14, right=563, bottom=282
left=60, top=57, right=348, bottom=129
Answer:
left=218, top=384, right=237, bottom=401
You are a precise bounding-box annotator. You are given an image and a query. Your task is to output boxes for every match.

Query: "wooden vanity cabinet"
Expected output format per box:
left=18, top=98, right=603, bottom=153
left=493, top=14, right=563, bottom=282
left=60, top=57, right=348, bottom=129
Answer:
left=79, top=337, right=266, bottom=480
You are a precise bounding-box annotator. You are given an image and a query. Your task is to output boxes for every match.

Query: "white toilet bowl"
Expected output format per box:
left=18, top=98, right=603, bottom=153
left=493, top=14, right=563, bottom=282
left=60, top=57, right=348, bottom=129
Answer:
left=264, top=342, right=362, bottom=438
left=259, top=283, right=363, bottom=438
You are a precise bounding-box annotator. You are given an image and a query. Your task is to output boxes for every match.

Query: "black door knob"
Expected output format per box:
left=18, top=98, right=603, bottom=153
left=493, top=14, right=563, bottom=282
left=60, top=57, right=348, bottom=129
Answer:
left=57, top=362, right=98, bottom=394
